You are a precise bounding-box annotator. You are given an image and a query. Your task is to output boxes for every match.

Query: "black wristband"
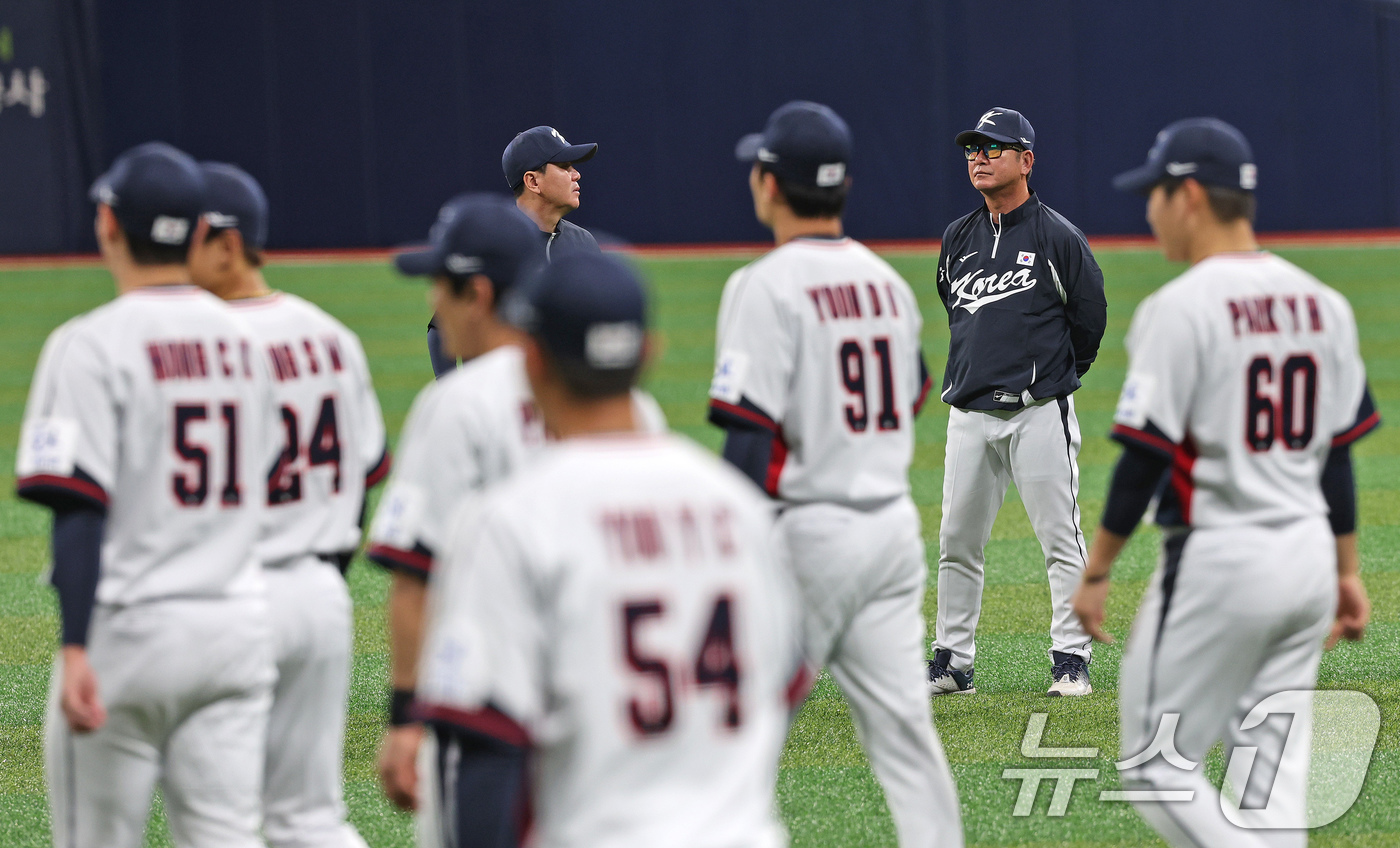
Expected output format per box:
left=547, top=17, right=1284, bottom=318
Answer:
left=389, top=688, right=416, bottom=726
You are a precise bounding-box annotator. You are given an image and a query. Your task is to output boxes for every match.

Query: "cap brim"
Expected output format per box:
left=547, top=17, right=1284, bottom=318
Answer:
left=548, top=142, right=597, bottom=165
left=87, top=172, right=114, bottom=204
left=1111, top=163, right=1163, bottom=195
left=954, top=129, right=1022, bottom=147
left=735, top=133, right=764, bottom=162
left=393, top=245, right=443, bottom=277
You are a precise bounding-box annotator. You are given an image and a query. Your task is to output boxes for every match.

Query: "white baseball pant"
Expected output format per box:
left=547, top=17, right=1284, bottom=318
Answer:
left=781, top=495, right=964, bottom=848
left=264, top=556, right=368, bottom=848
left=1118, top=518, right=1335, bottom=848
left=935, top=396, right=1091, bottom=669
left=46, top=596, right=274, bottom=848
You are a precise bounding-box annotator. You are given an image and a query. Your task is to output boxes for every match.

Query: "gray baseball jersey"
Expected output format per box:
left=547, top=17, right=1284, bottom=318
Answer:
left=417, top=433, right=803, bottom=848
left=708, top=236, right=929, bottom=505
left=368, top=344, right=666, bottom=578
left=18, top=285, right=277, bottom=600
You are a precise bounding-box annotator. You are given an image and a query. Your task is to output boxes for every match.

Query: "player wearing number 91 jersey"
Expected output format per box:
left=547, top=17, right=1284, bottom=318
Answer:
left=17, top=143, right=278, bottom=848
left=714, top=102, right=961, bottom=848
left=415, top=253, right=806, bottom=848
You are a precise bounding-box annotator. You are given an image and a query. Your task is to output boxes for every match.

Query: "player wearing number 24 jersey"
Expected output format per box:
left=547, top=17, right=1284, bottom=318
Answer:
left=17, top=143, right=279, bottom=848
left=191, top=162, right=389, bottom=848
left=416, top=253, right=805, bottom=848
left=1075, top=118, right=1378, bottom=847
left=712, top=102, right=962, bottom=848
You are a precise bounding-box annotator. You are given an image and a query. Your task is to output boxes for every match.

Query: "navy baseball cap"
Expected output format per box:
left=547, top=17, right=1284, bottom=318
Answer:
left=200, top=162, right=269, bottom=250
left=1113, top=117, right=1258, bottom=195
left=502, top=126, right=598, bottom=190
left=395, top=193, right=543, bottom=295
left=736, top=101, right=852, bottom=188
left=89, top=141, right=206, bottom=248
left=954, top=107, right=1035, bottom=150
left=502, top=252, right=647, bottom=396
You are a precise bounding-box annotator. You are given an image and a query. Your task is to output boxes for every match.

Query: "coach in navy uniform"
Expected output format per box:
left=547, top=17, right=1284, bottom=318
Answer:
left=927, top=107, right=1107, bottom=698
left=426, top=126, right=601, bottom=376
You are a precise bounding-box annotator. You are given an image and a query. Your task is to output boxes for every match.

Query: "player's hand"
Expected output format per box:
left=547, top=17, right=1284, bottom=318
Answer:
left=1326, top=574, right=1370, bottom=650
left=1072, top=578, right=1115, bottom=644
left=60, top=645, right=107, bottom=733
left=378, top=723, right=423, bottom=811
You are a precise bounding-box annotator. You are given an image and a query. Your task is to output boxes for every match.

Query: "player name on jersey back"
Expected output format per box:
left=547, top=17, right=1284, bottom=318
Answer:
left=418, top=434, right=798, bottom=848
left=1113, top=252, right=1375, bottom=528
left=710, top=238, right=930, bottom=507
left=17, top=286, right=278, bottom=604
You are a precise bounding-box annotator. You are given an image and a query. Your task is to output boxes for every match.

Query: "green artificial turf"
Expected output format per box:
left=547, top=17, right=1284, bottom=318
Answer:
left=1, top=245, right=1397, bottom=846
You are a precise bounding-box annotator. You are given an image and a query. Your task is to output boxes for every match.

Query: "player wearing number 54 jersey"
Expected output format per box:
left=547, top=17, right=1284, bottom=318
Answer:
left=1075, top=118, right=1378, bottom=847
left=190, top=162, right=389, bottom=848
left=415, top=253, right=806, bottom=848
left=17, top=143, right=278, bottom=848
left=711, top=102, right=962, bottom=848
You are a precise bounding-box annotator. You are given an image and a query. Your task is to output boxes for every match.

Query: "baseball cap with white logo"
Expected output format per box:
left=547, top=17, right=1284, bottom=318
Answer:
left=735, top=101, right=853, bottom=189
left=502, top=126, right=599, bottom=191
left=1113, top=117, right=1257, bottom=195
left=200, top=162, right=270, bottom=250
left=88, top=141, right=206, bottom=249
left=502, top=251, right=648, bottom=398
left=954, top=107, right=1036, bottom=151
left=394, top=193, right=544, bottom=298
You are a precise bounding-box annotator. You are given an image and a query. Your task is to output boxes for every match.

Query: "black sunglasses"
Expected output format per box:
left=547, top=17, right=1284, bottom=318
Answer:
left=962, top=142, right=1025, bottom=160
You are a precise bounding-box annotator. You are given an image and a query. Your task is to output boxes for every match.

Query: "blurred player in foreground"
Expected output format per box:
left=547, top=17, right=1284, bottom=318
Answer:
left=369, top=194, right=669, bottom=812
left=190, top=162, right=390, bottom=848
left=414, top=252, right=806, bottom=847
left=426, top=126, right=600, bottom=377
left=929, top=107, right=1106, bottom=697
left=369, top=194, right=547, bottom=810
left=17, top=142, right=277, bottom=847
left=1074, top=118, right=1377, bottom=847
left=713, top=101, right=963, bottom=848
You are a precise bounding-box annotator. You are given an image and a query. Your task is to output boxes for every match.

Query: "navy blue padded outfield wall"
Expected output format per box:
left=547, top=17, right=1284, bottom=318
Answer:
left=5, top=0, right=1400, bottom=251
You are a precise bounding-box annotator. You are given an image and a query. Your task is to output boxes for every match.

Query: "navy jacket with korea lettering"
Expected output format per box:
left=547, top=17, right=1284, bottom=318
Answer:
left=935, top=191, right=1107, bottom=411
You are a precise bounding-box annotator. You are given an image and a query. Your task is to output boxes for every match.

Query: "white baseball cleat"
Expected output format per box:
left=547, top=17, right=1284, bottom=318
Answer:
left=1046, top=651, right=1091, bottom=696
left=927, top=649, right=976, bottom=696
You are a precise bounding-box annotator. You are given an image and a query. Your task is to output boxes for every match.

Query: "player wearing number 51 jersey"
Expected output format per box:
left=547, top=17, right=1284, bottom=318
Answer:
left=1075, top=119, right=1378, bottom=847
left=190, top=162, right=389, bottom=848
left=17, top=143, right=278, bottom=848
left=712, top=102, right=962, bottom=848
left=416, top=252, right=805, bottom=848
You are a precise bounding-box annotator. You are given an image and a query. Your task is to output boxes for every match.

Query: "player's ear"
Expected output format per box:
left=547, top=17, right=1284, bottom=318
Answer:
left=522, top=169, right=542, bottom=196
left=469, top=274, right=495, bottom=311
left=94, top=205, right=121, bottom=247
left=1019, top=150, right=1034, bottom=177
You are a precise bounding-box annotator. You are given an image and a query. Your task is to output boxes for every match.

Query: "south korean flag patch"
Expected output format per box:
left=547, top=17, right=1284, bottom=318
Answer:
left=1016, top=251, right=1036, bottom=266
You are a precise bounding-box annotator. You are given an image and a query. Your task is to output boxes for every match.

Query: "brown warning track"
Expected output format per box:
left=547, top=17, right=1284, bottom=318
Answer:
left=3, top=228, right=1399, bottom=270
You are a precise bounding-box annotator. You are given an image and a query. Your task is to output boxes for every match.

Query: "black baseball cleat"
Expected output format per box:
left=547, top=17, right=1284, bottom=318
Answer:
left=1047, top=651, right=1091, bottom=696
left=927, top=648, right=975, bottom=696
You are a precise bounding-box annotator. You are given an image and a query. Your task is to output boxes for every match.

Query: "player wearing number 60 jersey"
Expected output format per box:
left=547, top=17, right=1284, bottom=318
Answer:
left=1074, top=118, right=1378, bottom=847
left=17, top=143, right=279, bottom=848
left=712, top=102, right=962, bottom=848
left=190, top=163, right=389, bottom=848
left=416, top=252, right=805, bottom=848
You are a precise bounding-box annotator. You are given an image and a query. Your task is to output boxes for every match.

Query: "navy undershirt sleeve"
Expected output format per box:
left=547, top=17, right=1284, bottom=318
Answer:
left=50, top=506, right=105, bottom=646
left=720, top=427, right=774, bottom=492
left=434, top=725, right=529, bottom=848
left=1100, top=442, right=1173, bottom=537
left=1320, top=444, right=1357, bottom=535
